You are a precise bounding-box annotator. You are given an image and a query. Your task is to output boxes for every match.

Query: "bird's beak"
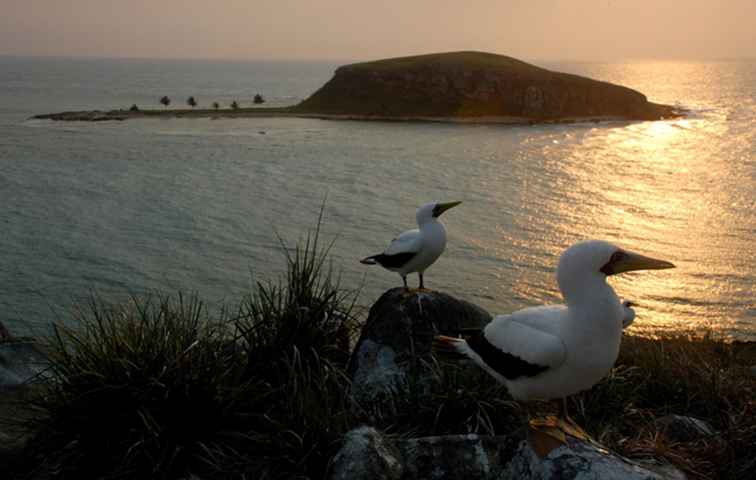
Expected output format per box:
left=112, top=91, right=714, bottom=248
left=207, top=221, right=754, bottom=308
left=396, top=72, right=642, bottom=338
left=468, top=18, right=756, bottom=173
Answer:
left=605, top=251, right=676, bottom=275
left=434, top=201, right=462, bottom=216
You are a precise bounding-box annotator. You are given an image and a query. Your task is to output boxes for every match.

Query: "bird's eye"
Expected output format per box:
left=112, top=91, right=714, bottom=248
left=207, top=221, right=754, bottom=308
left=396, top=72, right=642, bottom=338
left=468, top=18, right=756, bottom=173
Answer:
left=610, top=250, right=626, bottom=263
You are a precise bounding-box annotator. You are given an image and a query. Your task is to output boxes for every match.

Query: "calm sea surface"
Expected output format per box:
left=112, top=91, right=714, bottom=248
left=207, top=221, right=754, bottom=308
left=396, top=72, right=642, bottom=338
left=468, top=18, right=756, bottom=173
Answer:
left=0, top=56, right=754, bottom=340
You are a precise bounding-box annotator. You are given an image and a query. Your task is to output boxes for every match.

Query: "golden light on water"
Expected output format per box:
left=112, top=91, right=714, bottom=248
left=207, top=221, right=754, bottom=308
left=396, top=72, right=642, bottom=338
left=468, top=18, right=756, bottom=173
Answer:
left=449, top=62, right=755, bottom=340
left=548, top=110, right=754, bottom=338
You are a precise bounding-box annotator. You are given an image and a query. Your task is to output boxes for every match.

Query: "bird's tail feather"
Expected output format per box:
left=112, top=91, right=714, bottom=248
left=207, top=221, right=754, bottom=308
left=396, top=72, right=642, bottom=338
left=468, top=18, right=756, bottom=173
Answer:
left=432, top=335, right=470, bottom=359
left=360, top=255, right=378, bottom=265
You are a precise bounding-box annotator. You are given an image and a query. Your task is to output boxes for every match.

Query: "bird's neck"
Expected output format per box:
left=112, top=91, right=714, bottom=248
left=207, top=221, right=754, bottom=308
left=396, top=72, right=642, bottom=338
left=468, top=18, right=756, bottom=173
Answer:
left=419, top=219, right=447, bottom=246
left=419, top=218, right=442, bottom=232
left=561, top=274, right=622, bottom=332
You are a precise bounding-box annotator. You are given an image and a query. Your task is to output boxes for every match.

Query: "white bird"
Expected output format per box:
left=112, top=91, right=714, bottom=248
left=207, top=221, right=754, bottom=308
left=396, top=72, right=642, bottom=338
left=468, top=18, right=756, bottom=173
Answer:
left=360, top=201, right=461, bottom=290
left=434, top=240, right=674, bottom=436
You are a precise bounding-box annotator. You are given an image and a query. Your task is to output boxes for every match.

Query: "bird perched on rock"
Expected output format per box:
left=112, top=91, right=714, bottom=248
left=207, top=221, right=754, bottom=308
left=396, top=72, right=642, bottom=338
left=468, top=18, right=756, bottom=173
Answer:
left=434, top=240, right=674, bottom=441
left=360, top=201, right=461, bottom=290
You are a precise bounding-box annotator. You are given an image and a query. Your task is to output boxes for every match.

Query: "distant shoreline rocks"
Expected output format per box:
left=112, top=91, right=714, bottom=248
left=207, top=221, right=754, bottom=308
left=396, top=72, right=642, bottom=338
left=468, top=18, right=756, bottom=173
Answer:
left=33, top=51, right=683, bottom=125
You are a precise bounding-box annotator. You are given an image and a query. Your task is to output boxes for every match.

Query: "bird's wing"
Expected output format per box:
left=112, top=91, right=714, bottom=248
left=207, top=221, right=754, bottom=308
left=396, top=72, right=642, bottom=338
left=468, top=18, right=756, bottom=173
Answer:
left=383, top=229, right=422, bottom=256
left=467, top=307, right=567, bottom=380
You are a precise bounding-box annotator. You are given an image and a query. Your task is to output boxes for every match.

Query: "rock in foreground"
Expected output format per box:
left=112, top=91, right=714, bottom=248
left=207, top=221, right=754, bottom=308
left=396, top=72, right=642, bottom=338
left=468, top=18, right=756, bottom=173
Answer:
left=347, top=288, right=491, bottom=404
left=330, top=426, right=686, bottom=480
left=298, top=51, right=679, bottom=121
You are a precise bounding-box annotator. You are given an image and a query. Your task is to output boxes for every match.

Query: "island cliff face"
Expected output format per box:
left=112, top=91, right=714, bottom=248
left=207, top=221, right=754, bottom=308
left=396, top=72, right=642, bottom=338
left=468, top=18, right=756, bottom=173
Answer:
left=296, top=51, right=676, bottom=121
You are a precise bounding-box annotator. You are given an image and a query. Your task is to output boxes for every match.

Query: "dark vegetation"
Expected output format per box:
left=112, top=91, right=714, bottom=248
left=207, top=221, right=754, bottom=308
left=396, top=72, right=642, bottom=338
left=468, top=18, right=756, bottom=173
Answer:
left=2, top=218, right=753, bottom=479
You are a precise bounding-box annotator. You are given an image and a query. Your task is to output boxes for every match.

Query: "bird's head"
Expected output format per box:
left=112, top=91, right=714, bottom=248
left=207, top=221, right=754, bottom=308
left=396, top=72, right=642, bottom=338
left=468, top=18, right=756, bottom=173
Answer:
left=416, top=201, right=462, bottom=225
left=557, top=240, right=675, bottom=296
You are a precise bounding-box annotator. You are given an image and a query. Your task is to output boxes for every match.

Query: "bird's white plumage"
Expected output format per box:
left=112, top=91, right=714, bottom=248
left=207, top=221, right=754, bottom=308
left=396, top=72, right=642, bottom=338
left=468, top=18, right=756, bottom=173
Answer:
left=383, top=229, right=422, bottom=256
left=444, top=240, right=673, bottom=402
left=482, top=307, right=567, bottom=372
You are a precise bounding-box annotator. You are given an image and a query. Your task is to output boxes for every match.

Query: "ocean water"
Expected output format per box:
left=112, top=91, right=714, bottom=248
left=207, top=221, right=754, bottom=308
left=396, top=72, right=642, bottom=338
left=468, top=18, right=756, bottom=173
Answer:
left=0, top=56, right=754, bottom=340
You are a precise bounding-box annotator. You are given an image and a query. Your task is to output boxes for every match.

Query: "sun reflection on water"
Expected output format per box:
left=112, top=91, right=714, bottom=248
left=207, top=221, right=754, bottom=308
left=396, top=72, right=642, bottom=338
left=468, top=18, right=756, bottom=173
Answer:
left=533, top=110, right=755, bottom=338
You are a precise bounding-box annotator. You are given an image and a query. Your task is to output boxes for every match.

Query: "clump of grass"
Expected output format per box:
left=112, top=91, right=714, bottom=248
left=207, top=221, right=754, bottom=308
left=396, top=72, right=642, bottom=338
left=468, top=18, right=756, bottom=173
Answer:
left=220, top=217, right=360, bottom=479
left=10, top=212, right=362, bottom=480
left=14, top=294, right=246, bottom=479
left=235, top=222, right=358, bottom=377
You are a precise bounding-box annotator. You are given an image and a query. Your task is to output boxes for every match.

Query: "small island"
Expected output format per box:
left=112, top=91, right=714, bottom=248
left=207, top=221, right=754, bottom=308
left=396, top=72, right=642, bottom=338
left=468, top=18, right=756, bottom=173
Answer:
left=34, top=51, right=681, bottom=124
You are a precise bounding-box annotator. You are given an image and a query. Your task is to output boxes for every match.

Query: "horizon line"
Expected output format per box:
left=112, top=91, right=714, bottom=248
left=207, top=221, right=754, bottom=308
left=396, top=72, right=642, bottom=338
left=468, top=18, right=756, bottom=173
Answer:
left=1, top=51, right=754, bottom=65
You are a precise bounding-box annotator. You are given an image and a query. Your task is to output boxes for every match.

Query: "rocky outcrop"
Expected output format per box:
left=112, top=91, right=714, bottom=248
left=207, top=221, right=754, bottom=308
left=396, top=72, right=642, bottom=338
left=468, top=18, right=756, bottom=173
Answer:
left=297, top=51, right=679, bottom=121
left=329, top=426, right=685, bottom=480
left=329, top=426, right=403, bottom=480
left=347, top=288, right=491, bottom=404
left=505, top=436, right=687, bottom=480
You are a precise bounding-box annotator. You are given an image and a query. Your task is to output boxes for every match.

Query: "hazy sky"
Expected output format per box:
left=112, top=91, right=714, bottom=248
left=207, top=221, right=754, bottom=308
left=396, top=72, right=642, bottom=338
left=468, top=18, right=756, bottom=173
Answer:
left=1, top=0, right=754, bottom=61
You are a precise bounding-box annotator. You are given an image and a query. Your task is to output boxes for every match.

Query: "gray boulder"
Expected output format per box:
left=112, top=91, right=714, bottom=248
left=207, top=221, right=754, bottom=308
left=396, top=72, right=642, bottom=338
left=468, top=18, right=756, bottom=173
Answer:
left=655, top=415, right=714, bottom=443
left=0, top=341, right=50, bottom=391
left=329, top=426, right=403, bottom=480
left=329, top=427, right=687, bottom=480
left=347, top=288, right=491, bottom=404
left=505, top=437, right=686, bottom=480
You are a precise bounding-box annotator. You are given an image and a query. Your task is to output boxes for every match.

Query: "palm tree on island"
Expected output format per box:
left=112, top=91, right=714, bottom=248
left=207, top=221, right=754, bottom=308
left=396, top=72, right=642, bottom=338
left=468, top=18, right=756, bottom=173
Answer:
left=253, top=94, right=265, bottom=104
left=159, top=96, right=170, bottom=108
left=187, top=96, right=197, bottom=108
left=231, top=101, right=239, bottom=110
left=212, top=101, right=220, bottom=110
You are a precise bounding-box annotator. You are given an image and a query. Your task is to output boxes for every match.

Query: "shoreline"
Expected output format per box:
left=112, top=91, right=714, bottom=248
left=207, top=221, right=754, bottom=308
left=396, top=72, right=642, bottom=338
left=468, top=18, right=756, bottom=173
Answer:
left=31, top=106, right=684, bottom=125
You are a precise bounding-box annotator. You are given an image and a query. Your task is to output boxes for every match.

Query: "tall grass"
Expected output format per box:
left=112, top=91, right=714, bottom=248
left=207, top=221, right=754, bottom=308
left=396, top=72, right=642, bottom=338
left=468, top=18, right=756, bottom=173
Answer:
left=205, top=220, right=361, bottom=479
left=10, top=217, right=361, bottom=480
left=16, top=294, right=245, bottom=479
